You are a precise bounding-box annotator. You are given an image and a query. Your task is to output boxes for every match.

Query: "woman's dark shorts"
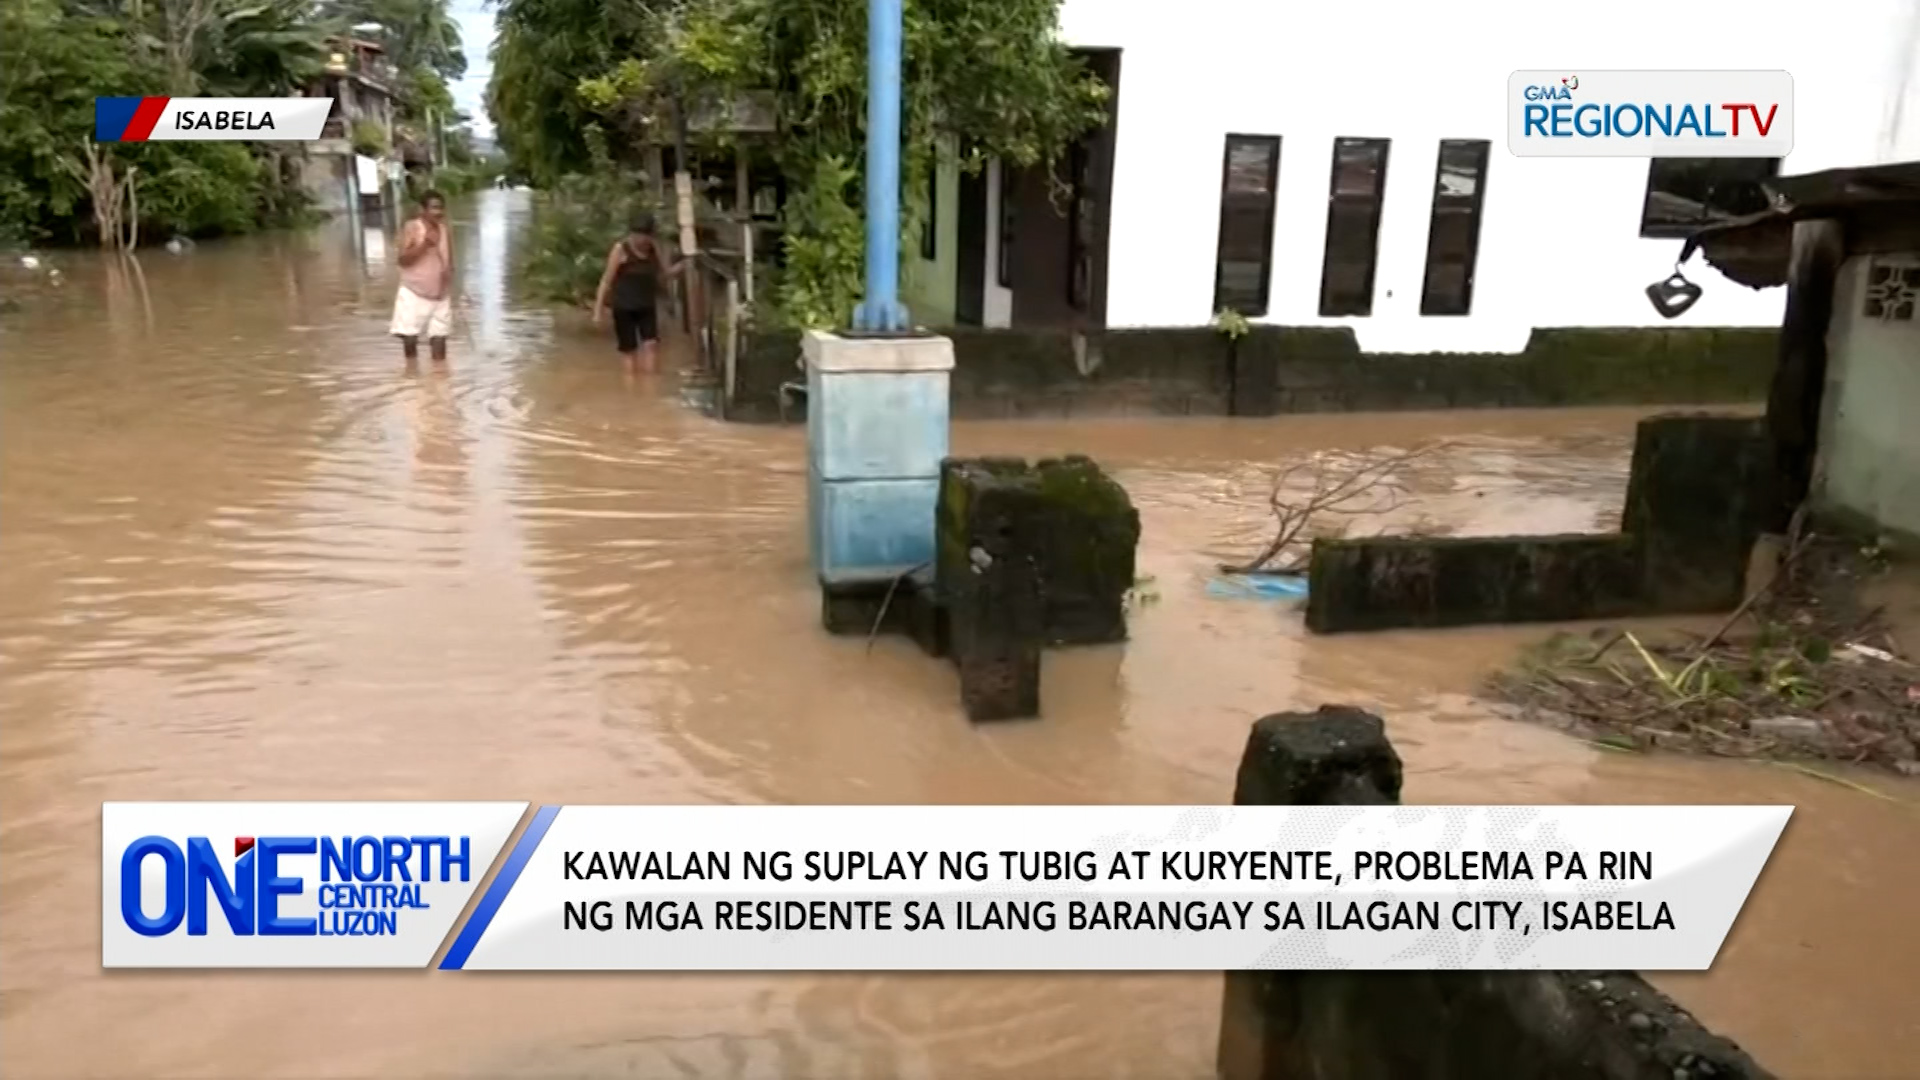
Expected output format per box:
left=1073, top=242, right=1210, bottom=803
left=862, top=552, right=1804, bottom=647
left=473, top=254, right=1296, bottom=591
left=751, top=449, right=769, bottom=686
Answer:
left=613, top=307, right=657, bottom=352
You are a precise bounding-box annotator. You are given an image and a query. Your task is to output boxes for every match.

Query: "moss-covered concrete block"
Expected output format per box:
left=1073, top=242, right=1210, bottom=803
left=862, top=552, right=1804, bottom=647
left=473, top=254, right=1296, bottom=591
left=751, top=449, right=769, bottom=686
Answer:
left=938, top=458, right=1047, bottom=721
left=1031, top=456, right=1141, bottom=645
left=728, top=328, right=804, bottom=422
left=1621, top=413, right=1773, bottom=614
left=1305, top=534, right=1643, bottom=633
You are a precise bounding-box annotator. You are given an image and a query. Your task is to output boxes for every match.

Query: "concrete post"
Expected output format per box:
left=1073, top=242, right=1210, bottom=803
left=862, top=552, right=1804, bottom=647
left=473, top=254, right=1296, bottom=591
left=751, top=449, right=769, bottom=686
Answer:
left=937, top=459, right=1048, bottom=721
left=804, top=331, right=953, bottom=588
left=1218, top=706, right=1774, bottom=1080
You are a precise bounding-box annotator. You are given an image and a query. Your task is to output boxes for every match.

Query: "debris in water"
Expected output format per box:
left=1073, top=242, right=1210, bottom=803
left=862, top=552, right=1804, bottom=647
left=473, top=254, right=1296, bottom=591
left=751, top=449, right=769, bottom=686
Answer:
left=1206, top=574, right=1308, bottom=601
left=1486, top=532, right=1918, bottom=777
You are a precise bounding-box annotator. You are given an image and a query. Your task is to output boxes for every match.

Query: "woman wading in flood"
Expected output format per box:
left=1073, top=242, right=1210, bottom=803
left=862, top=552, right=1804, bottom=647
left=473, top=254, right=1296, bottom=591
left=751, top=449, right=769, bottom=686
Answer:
left=592, top=214, right=681, bottom=375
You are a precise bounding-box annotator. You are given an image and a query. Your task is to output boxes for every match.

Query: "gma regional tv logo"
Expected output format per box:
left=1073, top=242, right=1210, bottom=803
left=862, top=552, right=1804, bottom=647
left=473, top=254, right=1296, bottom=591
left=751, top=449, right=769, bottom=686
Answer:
left=95, top=97, right=333, bottom=142
left=1507, top=70, right=1793, bottom=158
left=103, top=802, right=525, bottom=968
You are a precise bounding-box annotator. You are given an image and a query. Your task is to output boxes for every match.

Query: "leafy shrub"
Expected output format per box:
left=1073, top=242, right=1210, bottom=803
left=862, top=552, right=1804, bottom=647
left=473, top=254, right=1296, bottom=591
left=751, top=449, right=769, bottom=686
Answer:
left=518, top=167, right=659, bottom=307
left=351, top=119, right=390, bottom=158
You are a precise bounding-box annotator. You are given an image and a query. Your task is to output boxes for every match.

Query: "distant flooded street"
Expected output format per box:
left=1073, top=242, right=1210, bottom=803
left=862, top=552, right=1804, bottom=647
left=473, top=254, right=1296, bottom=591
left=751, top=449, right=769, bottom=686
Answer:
left=2, top=190, right=1915, bottom=1079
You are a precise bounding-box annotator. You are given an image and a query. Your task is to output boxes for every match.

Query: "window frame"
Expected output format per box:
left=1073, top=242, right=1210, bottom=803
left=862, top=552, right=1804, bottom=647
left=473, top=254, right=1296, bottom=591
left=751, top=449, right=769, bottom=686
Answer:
left=996, top=164, right=1015, bottom=289
left=1317, top=136, right=1392, bottom=318
left=1066, top=141, right=1093, bottom=311
left=1418, top=138, right=1492, bottom=317
left=921, top=158, right=938, bottom=261
left=1210, top=133, right=1283, bottom=318
left=1638, top=157, right=1782, bottom=240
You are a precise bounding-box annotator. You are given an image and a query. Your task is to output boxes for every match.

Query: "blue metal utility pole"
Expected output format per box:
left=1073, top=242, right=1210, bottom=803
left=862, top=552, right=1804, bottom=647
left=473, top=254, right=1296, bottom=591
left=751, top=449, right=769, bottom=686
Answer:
left=850, top=0, right=910, bottom=333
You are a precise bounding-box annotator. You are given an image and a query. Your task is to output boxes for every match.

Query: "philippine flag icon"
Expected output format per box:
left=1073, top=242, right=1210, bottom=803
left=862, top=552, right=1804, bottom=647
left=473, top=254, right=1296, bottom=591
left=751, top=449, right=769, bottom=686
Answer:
left=95, top=97, right=171, bottom=142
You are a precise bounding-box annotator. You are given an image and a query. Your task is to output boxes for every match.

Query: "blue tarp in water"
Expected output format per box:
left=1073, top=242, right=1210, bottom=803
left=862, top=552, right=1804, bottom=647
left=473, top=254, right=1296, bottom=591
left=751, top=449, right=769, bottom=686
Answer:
left=1206, top=574, right=1308, bottom=600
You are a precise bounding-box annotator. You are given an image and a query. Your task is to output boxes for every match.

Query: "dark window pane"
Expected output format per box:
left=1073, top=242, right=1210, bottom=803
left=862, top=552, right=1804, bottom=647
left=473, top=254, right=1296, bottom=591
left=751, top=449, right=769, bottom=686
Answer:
left=1219, top=204, right=1271, bottom=261
left=1217, top=261, right=1265, bottom=312
left=1213, top=134, right=1281, bottom=317
left=1225, top=142, right=1276, bottom=196
left=1318, top=138, right=1389, bottom=317
left=1067, top=141, right=1093, bottom=311
left=1331, top=139, right=1387, bottom=197
left=997, top=167, right=1016, bottom=289
left=1639, top=157, right=1779, bottom=238
left=1420, top=139, right=1490, bottom=316
left=922, top=165, right=938, bottom=260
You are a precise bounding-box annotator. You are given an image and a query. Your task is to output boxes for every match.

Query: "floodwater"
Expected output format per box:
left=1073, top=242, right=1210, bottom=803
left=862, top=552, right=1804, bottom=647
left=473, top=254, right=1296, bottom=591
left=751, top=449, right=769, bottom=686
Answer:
left=2, top=190, right=1915, bottom=1079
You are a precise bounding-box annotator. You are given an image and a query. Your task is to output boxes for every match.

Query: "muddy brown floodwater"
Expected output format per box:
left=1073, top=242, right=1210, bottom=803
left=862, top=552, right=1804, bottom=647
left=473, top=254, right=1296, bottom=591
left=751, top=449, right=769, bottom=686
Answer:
left=2, top=191, right=1916, bottom=1080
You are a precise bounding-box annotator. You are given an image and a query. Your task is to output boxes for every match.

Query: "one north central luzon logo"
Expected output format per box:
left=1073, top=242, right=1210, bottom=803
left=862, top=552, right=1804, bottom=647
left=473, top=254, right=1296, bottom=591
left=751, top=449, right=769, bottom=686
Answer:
left=118, top=834, right=471, bottom=938
left=1521, top=75, right=1781, bottom=140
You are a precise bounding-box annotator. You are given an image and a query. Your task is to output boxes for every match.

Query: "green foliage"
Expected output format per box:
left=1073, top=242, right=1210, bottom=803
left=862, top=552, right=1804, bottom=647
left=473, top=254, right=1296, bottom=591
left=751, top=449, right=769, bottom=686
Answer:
left=1212, top=308, right=1252, bottom=340
left=488, top=0, right=655, bottom=188
left=137, top=143, right=267, bottom=237
left=0, top=0, right=126, bottom=242
left=491, top=0, right=1107, bottom=328
left=0, top=0, right=458, bottom=245
left=518, top=167, right=661, bottom=308
left=420, top=158, right=504, bottom=198
left=351, top=119, right=392, bottom=158
left=770, top=155, right=863, bottom=331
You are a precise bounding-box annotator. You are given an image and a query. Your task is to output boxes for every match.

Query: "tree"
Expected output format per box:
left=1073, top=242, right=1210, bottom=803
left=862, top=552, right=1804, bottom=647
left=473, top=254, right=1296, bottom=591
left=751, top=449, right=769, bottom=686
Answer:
left=532, top=0, right=1110, bottom=327
left=488, top=0, right=661, bottom=187
left=0, top=0, right=346, bottom=244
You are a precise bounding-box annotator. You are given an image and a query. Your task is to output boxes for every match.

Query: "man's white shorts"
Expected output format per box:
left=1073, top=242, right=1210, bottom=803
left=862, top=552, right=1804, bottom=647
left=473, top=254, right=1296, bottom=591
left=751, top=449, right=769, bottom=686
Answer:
left=390, top=286, right=452, bottom=339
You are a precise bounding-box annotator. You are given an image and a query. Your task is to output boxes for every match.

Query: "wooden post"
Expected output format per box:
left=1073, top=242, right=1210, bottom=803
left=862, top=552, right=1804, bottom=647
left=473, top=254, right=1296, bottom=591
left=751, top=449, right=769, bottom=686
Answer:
left=724, top=277, right=740, bottom=405
left=741, top=220, right=755, bottom=305
left=672, top=95, right=699, bottom=336
left=1764, top=218, right=1846, bottom=532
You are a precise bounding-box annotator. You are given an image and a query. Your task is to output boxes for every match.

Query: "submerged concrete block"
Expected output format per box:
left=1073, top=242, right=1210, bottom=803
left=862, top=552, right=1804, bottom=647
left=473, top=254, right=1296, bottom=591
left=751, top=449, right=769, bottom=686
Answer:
left=821, top=567, right=949, bottom=657
left=938, top=459, right=1047, bottom=721
left=1030, top=456, right=1141, bottom=645
left=1305, top=534, right=1643, bottom=633
left=1219, top=708, right=1777, bottom=1080
left=1232, top=705, right=1404, bottom=807
left=1304, top=413, right=1774, bottom=633
left=1621, top=413, right=1772, bottom=614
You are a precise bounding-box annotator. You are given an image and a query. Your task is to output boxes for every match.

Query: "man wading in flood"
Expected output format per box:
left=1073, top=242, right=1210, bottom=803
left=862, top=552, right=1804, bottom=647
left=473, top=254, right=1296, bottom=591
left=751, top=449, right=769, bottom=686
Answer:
left=392, top=191, right=454, bottom=366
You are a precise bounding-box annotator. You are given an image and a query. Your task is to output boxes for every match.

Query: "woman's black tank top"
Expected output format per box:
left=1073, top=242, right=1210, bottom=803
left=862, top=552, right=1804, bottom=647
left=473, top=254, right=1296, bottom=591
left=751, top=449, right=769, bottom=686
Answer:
left=612, top=238, right=658, bottom=311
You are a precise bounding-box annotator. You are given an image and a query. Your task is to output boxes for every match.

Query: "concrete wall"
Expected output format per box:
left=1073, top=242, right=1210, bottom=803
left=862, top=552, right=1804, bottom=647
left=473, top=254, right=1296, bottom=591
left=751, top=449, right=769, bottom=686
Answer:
left=1044, top=0, right=1920, bottom=351
left=1814, top=253, right=1920, bottom=540
left=725, top=325, right=1777, bottom=423
left=298, top=146, right=356, bottom=216
left=905, top=139, right=962, bottom=327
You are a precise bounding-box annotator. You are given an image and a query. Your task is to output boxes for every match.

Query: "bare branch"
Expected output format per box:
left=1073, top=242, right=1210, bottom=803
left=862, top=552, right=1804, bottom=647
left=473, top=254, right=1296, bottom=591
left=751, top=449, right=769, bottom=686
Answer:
left=1218, top=441, right=1450, bottom=575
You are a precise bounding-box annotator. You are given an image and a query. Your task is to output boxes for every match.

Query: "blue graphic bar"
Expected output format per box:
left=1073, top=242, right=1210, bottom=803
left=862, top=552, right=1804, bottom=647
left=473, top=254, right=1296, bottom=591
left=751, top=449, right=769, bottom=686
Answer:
left=438, top=804, right=560, bottom=970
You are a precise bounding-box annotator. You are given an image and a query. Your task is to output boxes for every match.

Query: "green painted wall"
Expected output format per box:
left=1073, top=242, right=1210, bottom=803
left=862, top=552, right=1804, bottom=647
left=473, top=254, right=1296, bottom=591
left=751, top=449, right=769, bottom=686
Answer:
left=904, top=138, right=960, bottom=327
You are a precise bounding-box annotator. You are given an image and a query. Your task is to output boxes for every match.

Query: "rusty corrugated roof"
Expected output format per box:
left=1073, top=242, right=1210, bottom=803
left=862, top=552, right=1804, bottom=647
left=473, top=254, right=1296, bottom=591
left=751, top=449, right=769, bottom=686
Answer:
left=1680, top=160, right=1920, bottom=290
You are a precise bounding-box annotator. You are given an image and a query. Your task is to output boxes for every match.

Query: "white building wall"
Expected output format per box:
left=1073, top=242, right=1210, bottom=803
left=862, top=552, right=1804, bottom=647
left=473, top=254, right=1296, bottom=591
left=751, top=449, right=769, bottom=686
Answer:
left=1815, top=253, right=1920, bottom=540
left=1056, top=0, right=1920, bottom=352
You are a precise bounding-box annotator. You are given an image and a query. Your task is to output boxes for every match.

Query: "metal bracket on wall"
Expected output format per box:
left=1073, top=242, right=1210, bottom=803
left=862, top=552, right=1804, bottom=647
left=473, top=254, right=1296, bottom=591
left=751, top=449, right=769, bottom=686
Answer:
left=1072, top=331, right=1103, bottom=377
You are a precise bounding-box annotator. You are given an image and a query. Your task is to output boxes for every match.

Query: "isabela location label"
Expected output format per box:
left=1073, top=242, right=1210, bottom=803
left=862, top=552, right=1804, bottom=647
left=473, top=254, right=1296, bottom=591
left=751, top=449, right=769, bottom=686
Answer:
left=95, top=98, right=333, bottom=142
